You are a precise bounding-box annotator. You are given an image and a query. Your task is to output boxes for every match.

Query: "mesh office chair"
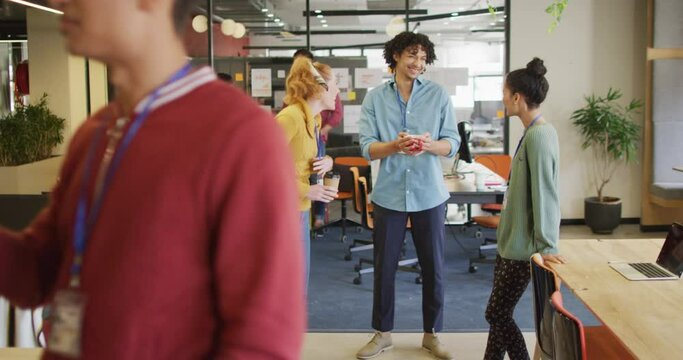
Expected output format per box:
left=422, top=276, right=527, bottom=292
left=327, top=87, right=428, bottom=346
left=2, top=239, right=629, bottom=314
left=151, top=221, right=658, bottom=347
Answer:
left=530, top=253, right=561, bottom=360
left=549, top=291, right=635, bottom=360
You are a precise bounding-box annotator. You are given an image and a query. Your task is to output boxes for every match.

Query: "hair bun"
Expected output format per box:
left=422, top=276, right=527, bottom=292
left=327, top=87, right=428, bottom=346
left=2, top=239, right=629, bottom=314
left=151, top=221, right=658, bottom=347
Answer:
left=526, top=57, right=547, bottom=77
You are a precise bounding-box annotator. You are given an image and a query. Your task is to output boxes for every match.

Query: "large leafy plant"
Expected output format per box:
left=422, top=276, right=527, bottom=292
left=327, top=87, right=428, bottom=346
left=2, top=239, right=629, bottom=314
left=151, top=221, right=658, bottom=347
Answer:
left=571, top=88, right=642, bottom=202
left=0, top=94, right=65, bottom=166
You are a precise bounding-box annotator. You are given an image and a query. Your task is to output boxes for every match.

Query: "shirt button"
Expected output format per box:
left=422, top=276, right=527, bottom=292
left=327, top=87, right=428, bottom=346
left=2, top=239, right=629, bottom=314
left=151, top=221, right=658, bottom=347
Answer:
left=407, top=169, right=411, bottom=173
left=406, top=190, right=410, bottom=194
left=407, top=110, right=411, bottom=114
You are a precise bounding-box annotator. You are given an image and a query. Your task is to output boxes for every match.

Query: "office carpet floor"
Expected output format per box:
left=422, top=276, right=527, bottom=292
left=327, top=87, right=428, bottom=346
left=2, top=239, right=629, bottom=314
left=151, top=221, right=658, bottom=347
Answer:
left=307, top=223, right=600, bottom=332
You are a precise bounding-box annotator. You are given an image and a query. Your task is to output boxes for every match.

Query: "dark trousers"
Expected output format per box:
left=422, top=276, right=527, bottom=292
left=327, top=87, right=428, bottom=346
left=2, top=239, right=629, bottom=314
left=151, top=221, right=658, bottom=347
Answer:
left=372, top=202, right=446, bottom=333
left=484, top=255, right=531, bottom=360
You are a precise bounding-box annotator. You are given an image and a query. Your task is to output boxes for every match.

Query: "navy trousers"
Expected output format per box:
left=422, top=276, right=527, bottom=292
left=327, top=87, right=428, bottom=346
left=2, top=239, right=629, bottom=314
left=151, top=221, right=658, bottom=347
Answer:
left=371, top=202, right=446, bottom=333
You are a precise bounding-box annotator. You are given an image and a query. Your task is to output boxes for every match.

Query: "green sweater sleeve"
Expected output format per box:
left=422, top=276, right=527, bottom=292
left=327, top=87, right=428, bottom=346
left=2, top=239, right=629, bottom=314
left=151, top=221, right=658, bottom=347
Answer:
left=526, top=128, right=560, bottom=254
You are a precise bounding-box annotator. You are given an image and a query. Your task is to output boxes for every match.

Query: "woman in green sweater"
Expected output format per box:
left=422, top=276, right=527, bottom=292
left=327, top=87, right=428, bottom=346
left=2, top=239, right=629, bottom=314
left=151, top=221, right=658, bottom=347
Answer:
left=484, top=58, right=566, bottom=360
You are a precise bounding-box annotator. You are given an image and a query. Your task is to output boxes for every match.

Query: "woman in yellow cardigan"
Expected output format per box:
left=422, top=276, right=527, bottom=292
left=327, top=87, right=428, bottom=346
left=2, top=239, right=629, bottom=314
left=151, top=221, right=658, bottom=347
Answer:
left=276, top=57, right=339, bottom=290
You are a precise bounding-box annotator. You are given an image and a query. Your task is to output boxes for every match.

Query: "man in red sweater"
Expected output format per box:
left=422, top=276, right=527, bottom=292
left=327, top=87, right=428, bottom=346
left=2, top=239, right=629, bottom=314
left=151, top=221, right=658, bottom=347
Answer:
left=0, top=0, right=305, bottom=359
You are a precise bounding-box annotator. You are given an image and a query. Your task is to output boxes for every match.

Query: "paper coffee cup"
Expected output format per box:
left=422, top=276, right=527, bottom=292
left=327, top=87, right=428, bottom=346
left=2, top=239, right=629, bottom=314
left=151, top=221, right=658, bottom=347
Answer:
left=324, top=174, right=340, bottom=190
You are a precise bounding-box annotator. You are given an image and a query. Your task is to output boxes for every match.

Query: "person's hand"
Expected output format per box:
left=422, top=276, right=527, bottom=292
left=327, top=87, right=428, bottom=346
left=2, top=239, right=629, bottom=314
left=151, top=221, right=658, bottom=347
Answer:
left=542, top=253, right=567, bottom=264
left=312, top=156, right=333, bottom=175
left=307, top=184, right=338, bottom=203
left=396, top=132, right=421, bottom=155
left=418, top=132, right=433, bottom=153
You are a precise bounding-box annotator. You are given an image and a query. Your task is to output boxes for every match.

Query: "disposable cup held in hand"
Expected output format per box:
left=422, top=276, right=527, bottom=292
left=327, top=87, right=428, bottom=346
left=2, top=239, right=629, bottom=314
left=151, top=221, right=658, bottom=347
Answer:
left=324, top=173, right=341, bottom=191
left=407, top=135, right=425, bottom=156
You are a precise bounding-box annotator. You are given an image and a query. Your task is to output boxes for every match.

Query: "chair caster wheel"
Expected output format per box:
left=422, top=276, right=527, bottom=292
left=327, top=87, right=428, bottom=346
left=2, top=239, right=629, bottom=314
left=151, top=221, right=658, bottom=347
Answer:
left=469, top=265, right=478, bottom=273
left=340, top=235, right=347, bottom=243
left=353, top=277, right=362, bottom=285
left=475, top=231, right=484, bottom=239
left=356, top=227, right=363, bottom=233
left=322, top=227, right=329, bottom=234
left=415, top=276, right=422, bottom=284
left=344, top=254, right=352, bottom=261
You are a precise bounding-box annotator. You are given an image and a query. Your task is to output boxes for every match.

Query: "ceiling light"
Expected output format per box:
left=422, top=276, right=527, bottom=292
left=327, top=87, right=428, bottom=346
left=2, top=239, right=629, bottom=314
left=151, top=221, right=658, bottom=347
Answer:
left=450, top=12, right=459, bottom=17
left=267, top=13, right=274, bottom=18
left=437, top=33, right=442, bottom=36
left=385, top=16, right=404, bottom=37
left=275, top=18, right=281, bottom=22
left=317, top=14, right=324, bottom=18
left=192, top=15, right=208, bottom=33
left=233, top=23, right=246, bottom=39
left=314, top=10, right=322, bottom=14
left=320, top=19, right=327, bottom=23
left=322, top=24, right=328, bottom=28
left=221, top=19, right=236, bottom=36
left=489, top=22, right=496, bottom=26
left=8, top=0, right=63, bottom=14
left=261, top=8, right=268, bottom=12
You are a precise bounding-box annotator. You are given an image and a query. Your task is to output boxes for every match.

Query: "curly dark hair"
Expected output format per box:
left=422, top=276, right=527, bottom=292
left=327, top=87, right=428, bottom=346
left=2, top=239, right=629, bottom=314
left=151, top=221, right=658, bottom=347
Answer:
left=383, top=32, right=436, bottom=70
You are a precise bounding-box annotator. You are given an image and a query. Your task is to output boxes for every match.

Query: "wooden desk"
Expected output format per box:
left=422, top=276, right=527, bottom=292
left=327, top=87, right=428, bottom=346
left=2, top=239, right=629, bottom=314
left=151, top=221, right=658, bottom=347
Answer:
left=550, top=238, right=683, bottom=360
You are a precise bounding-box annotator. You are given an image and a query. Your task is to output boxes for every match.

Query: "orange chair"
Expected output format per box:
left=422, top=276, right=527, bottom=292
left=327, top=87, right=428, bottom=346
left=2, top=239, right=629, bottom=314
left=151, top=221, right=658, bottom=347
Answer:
left=549, top=291, right=636, bottom=360
left=474, top=154, right=511, bottom=213
left=351, top=174, right=420, bottom=285
left=467, top=154, right=511, bottom=273
left=319, top=156, right=369, bottom=242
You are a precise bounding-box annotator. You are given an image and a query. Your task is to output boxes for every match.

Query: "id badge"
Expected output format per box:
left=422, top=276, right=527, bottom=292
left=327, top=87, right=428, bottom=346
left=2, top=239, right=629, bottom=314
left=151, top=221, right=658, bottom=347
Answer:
left=47, top=289, right=87, bottom=358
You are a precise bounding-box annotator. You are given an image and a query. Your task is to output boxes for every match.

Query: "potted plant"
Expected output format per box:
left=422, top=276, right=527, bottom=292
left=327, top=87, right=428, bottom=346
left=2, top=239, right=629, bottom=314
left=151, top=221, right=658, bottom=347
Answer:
left=0, top=94, right=65, bottom=194
left=571, top=88, right=642, bottom=234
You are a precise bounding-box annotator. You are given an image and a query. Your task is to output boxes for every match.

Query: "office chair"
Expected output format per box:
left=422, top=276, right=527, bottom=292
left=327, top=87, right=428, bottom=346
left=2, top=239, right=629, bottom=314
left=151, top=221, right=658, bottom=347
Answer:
left=352, top=175, right=421, bottom=285
left=466, top=154, right=511, bottom=273
left=530, top=253, right=562, bottom=360
left=344, top=166, right=373, bottom=261
left=474, top=154, right=511, bottom=214
left=549, top=291, right=635, bottom=360
left=318, top=156, right=368, bottom=242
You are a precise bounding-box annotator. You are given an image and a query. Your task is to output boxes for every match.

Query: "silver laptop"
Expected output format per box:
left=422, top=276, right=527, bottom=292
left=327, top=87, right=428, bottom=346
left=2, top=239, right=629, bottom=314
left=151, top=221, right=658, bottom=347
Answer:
left=610, top=222, right=683, bottom=281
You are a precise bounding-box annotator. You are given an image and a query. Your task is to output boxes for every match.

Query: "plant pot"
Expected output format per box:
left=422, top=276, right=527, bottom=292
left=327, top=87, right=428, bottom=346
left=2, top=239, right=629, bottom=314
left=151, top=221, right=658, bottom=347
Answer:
left=0, top=156, right=62, bottom=194
left=584, top=197, right=622, bottom=234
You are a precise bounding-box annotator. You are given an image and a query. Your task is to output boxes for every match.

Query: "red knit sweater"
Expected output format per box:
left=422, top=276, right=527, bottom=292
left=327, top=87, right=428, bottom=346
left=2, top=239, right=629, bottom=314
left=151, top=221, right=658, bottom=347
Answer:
left=0, top=69, right=305, bottom=359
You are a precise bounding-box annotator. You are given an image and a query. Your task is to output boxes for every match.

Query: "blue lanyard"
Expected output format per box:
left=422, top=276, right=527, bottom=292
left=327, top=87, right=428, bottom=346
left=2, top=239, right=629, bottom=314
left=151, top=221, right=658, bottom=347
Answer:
left=70, top=63, right=192, bottom=286
left=394, top=79, right=408, bottom=131
left=315, top=121, right=324, bottom=158
left=508, top=113, right=542, bottom=184
left=513, top=113, right=542, bottom=158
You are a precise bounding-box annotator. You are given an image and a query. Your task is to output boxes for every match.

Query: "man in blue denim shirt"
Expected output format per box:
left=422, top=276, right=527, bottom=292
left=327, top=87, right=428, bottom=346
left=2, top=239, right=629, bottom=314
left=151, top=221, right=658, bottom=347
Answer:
left=356, top=32, right=459, bottom=360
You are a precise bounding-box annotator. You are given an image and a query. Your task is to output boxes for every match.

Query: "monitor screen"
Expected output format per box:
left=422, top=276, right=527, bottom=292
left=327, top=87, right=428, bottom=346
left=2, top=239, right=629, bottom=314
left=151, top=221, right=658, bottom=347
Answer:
left=657, top=222, right=683, bottom=277
left=457, top=121, right=473, bottom=164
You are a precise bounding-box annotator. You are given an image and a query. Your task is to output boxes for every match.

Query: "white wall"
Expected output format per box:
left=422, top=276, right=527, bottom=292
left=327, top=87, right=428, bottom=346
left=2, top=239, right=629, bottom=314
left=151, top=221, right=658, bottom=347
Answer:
left=510, top=0, right=647, bottom=219
left=27, top=8, right=88, bottom=154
